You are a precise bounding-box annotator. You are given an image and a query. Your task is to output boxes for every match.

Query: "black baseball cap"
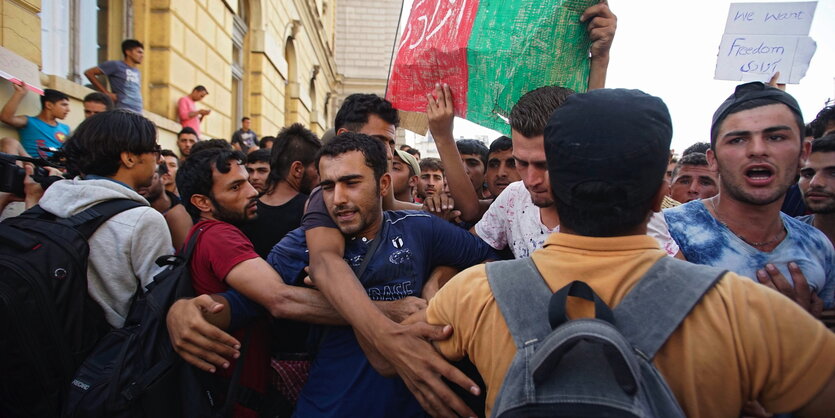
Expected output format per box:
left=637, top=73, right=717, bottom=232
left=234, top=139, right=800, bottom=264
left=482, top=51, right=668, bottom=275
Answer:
left=545, top=88, right=672, bottom=210
left=710, top=82, right=803, bottom=147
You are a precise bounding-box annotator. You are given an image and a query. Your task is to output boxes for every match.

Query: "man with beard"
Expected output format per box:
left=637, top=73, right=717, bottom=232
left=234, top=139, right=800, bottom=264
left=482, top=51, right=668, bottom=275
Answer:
left=170, top=146, right=429, bottom=416
left=176, top=127, right=199, bottom=160
left=266, top=133, right=495, bottom=416
left=174, top=147, right=349, bottom=417
left=664, top=82, right=835, bottom=314
left=239, top=123, right=321, bottom=258
left=37, top=109, right=172, bottom=328
left=136, top=162, right=192, bottom=249
left=798, top=134, right=835, bottom=246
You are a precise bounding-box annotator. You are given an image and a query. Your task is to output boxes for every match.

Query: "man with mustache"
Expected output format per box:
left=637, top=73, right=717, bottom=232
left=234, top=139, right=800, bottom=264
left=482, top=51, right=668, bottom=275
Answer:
left=798, top=133, right=835, bottom=247
left=664, top=82, right=835, bottom=315
left=268, top=132, right=495, bottom=416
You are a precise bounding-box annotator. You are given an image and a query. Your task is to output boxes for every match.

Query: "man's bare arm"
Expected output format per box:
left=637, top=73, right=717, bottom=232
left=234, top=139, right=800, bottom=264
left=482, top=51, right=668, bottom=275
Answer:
left=583, top=1, right=617, bottom=90
left=0, top=82, right=30, bottom=128
left=83, top=67, right=117, bottom=102
left=426, top=83, right=481, bottom=222
left=163, top=204, right=193, bottom=251
left=306, top=226, right=479, bottom=418
left=225, top=257, right=348, bottom=325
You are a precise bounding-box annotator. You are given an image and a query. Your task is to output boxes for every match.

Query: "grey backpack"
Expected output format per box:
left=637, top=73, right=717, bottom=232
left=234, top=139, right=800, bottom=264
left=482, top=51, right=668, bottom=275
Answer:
left=486, top=256, right=725, bottom=417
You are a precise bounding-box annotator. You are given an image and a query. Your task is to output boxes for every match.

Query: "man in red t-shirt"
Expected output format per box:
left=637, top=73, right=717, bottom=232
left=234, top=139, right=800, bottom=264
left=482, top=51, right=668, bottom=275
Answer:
left=174, top=147, right=334, bottom=417
left=172, top=146, right=425, bottom=416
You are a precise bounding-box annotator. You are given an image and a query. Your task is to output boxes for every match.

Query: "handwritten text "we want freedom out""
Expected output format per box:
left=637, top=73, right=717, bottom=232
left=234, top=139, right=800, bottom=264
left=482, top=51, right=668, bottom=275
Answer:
left=715, top=2, right=817, bottom=84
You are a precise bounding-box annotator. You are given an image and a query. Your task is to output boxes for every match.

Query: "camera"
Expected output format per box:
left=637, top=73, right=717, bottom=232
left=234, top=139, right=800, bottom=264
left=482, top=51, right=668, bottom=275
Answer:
left=0, top=148, right=65, bottom=197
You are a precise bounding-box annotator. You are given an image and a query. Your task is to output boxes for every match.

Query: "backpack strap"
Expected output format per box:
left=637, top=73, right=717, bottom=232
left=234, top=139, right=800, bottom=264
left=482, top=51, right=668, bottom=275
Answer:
left=614, top=256, right=727, bottom=360
left=486, top=258, right=553, bottom=348
left=60, top=199, right=145, bottom=240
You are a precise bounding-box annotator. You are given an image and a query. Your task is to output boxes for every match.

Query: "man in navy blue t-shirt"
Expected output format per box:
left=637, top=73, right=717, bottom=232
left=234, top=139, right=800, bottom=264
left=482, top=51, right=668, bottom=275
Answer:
left=269, top=132, right=495, bottom=416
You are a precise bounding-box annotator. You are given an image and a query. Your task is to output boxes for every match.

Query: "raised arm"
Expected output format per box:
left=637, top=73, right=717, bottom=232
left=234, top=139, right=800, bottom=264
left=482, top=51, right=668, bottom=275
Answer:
left=0, top=82, right=30, bottom=129
left=582, top=1, right=617, bottom=90
left=426, top=83, right=481, bottom=222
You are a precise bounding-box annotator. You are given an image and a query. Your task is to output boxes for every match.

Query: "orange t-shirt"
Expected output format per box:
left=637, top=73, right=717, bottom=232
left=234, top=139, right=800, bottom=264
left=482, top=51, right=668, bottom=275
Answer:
left=427, top=233, right=835, bottom=417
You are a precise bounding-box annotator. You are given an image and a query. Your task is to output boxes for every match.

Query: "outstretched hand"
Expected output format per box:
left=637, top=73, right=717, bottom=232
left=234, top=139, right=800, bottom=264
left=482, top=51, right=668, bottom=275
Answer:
left=373, top=321, right=480, bottom=418
left=166, top=295, right=241, bottom=373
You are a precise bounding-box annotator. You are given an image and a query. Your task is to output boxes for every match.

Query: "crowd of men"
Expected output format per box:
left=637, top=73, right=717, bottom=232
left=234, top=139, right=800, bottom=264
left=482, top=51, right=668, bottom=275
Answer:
left=1, top=2, right=835, bottom=417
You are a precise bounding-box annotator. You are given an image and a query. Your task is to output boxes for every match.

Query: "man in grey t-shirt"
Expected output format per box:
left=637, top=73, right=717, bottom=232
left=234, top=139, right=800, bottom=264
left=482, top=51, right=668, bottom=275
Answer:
left=84, top=39, right=144, bottom=113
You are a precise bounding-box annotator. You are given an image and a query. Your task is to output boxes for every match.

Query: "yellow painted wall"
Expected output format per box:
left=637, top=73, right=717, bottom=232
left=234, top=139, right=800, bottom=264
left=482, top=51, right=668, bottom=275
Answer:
left=0, top=0, right=337, bottom=157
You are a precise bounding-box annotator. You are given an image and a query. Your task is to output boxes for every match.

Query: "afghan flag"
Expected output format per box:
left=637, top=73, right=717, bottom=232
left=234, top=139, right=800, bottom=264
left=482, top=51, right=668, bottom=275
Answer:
left=387, top=0, right=597, bottom=134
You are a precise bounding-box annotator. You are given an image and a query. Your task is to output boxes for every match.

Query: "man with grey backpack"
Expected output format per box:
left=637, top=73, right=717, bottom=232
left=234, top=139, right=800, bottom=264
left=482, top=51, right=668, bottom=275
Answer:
left=419, top=88, right=835, bottom=417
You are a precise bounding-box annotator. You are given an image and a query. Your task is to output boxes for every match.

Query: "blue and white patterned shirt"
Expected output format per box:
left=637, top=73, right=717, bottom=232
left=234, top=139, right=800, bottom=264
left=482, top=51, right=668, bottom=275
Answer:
left=664, top=200, right=835, bottom=308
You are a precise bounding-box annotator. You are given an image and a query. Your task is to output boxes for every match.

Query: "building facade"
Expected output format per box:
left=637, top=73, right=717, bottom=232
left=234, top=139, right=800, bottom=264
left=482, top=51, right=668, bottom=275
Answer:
left=0, top=0, right=339, bottom=152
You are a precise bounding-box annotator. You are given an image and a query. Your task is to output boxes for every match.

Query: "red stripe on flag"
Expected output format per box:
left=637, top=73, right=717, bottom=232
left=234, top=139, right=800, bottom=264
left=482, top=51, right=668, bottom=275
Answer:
left=387, top=0, right=480, bottom=118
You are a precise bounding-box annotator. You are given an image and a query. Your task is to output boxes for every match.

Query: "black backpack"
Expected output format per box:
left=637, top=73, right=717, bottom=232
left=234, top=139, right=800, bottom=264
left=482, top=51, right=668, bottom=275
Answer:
left=0, top=199, right=143, bottom=418
left=64, top=228, right=254, bottom=418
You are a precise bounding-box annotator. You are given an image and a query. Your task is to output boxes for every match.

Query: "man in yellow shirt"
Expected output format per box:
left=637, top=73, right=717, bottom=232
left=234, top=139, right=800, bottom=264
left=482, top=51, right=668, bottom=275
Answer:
left=425, top=88, right=835, bottom=417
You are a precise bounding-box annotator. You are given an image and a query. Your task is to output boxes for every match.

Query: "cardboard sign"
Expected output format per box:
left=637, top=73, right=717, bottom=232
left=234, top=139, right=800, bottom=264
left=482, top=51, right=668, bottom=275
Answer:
left=0, top=46, right=43, bottom=95
left=715, top=2, right=817, bottom=84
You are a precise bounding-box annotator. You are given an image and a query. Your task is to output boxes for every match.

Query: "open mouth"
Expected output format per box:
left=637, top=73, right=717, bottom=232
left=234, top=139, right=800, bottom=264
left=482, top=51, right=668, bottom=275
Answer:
left=335, top=210, right=357, bottom=221
left=744, top=165, right=774, bottom=185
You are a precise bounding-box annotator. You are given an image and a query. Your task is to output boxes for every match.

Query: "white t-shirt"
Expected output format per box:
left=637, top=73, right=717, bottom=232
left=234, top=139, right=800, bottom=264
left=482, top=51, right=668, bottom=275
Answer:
left=474, top=181, right=679, bottom=258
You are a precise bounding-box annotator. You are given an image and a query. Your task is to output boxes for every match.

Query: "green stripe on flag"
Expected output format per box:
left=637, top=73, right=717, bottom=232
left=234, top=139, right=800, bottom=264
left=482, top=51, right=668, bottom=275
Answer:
left=466, top=0, right=596, bottom=134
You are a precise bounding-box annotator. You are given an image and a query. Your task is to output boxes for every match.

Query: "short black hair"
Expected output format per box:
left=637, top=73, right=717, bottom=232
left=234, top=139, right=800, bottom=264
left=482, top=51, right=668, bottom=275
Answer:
left=554, top=181, right=655, bottom=237
left=160, top=149, right=178, bottom=160
left=405, top=148, right=420, bottom=158
left=317, top=132, right=387, bottom=182
left=266, top=123, right=321, bottom=193
left=710, top=98, right=804, bottom=148
left=399, top=144, right=412, bottom=151
left=189, top=138, right=232, bottom=156
left=682, top=142, right=710, bottom=156
left=121, top=39, right=143, bottom=55
left=41, top=89, right=69, bottom=108
left=241, top=117, right=250, bottom=122
left=810, top=104, right=835, bottom=139
left=488, top=136, right=513, bottom=157
left=259, top=136, right=276, bottom=148
left=246, top=148, right=271, bottom=165
left=419, top=157, right=444, bottom=174
left=177, top=148, right=246, bottom=219
left=83, top=92, right=114, bottom=110
left=193, top=85, right=207, bottom=93
left=671, top=152, right=709, bottom=180
left=178, top=127, right=198, bottom=138
left=334, top=94, right=399, bottom=132
left=510, top=86, right=575, bottom=138
left=811, top=133, right=835, bottom=153
left=63, top=109, right=157, bottom=177
left=456, top=139, right=488, bottom=167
